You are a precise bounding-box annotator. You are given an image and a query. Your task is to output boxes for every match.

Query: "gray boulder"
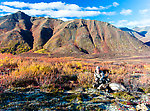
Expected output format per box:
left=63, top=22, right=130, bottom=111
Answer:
left=136, top=103, right=150, bottom=111
left=109, top=83, right=126, bottom=92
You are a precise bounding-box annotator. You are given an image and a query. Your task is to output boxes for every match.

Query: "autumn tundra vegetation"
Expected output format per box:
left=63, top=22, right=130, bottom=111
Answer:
left=0, top=54, right=149, bottom=93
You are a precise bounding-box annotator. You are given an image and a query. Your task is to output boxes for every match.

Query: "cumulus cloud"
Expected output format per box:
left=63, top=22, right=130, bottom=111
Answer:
left=59, top=18, right=73, bottom=21
left=139, top=9, right=149, bottom=14
left=116, top=20, right=128, bottom=27
left=0, top=1, right=117, bottom=18
left=99, top=5, right=112, bottom=10
left=0, top=5, right=19, bottom=13
left=2, top=1, right=29, bottom=8
left=21, top=9, right=51, bottom=16
left=113, top=2, right=119, bottom=7
left=2, top=1, right=81, bottom=11
left=50, top=10, right=101, bottom=18
left=0, top=13, right=11, bottom=16
left=120, top=9, right=132, bottom=15
left=18, top=9, right=100, bottom=18
left=85, top=7, right=99, bottom=10
left=101, top=11, right=116, bottom=15
left=85, top=2, right=119, bottom=10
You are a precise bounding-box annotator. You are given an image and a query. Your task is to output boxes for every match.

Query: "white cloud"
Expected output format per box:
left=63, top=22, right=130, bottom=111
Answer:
left=120, top=9, right=132, bottom=15
left=99, top=5, right=112, bottom=10
left=22, top=9, right=51, bottom=16
left=12, top=9, right=101, bottom=18
left=101, top=11, right=116, bottom=15
left=0, top=5, right=19, bottom=13
left=100, top=2, right=119, bottom=10
left=116, top=19, right=150, bottom=28
left=128, top=19, right=150, bottom=27
left=59, top=18, right=73, bottom=21
left=113, top=2, right=119, bottom=7
left=116, top=20, right=128, bottom=27
left=85, top=7, right=99, bottom=10
left=0, top=13, right=11, bottom=16
left=2, top=1, right=29, bottom=8
left=139, top=9, right=149, bottom=14
left=2, top=1, right=81, bottom=11
left=50, top=10, right=101, bottom=18
left=0, top=1, right=117, bottom=18
left=85, top=2, right=119, bottom=10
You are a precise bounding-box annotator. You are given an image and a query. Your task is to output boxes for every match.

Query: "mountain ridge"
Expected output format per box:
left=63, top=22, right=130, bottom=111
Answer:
left=0, top=11, right=149, bottom=56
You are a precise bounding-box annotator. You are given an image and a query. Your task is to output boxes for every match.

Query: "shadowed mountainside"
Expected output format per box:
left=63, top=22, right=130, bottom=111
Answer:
left=133, top=26, right=150, bottom=46
left=120, top=27, right=146, bottom=38
left=0, top=11, right=149, bottom=56
left=120, top=27, right=150, bottom=46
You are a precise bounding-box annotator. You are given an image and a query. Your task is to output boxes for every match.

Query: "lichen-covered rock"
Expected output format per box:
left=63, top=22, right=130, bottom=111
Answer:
left=109, top=83, right=126, bottom=92
left=136, top=103, right=150, bottom=111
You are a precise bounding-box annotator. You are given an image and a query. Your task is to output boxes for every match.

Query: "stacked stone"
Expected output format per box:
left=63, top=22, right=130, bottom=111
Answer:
left=93, top=66, right=110, bottom=90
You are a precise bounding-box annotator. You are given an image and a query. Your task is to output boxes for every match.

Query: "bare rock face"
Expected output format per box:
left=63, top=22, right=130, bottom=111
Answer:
left=0, top=11, right=149, bottom=56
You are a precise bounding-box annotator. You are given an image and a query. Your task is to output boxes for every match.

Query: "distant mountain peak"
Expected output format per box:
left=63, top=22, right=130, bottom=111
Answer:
left=16, top=11, right=23, bottom=13
left=10, top=11, right=30, bottom=20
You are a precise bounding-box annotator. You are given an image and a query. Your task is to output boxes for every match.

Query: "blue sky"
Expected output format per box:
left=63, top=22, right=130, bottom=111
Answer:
left=0, top=0, right=150, bottom=28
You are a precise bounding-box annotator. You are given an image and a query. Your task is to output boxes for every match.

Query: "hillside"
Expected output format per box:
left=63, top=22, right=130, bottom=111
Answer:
left=0, top=11, right=149, bottom=56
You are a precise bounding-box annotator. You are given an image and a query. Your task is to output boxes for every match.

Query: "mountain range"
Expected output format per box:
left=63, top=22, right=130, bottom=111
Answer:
left=0, top=11, right=149, bottom=57
left=120, top=27, right=150, bottom=46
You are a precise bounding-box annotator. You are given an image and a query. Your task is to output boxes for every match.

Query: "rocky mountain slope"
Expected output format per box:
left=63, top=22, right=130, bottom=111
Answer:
left=0, top=11, right=149, bottom=56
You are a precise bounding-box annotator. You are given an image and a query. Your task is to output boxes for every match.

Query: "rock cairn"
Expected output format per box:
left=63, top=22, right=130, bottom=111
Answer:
left=93, top=66, right=110, bottom=90
left=93, top=66, right=126, bottom=92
